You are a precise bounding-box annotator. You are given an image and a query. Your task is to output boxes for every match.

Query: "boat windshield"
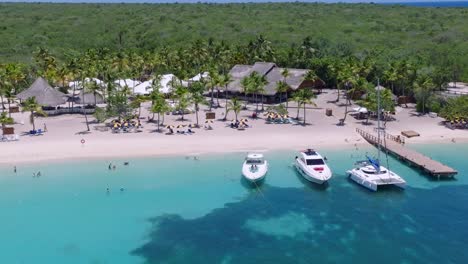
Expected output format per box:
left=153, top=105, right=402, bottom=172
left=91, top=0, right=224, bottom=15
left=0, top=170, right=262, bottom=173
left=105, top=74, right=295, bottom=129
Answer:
left=306, top=159, right=324, bottom=166
left=246, top=159, right=263, bottom=165
left=361, top=167, right=387, bottom=174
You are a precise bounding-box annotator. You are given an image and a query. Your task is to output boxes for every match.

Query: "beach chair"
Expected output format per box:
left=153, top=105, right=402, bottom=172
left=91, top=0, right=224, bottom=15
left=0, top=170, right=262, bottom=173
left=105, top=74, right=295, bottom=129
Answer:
left=37, top=129, right=43, bottom=135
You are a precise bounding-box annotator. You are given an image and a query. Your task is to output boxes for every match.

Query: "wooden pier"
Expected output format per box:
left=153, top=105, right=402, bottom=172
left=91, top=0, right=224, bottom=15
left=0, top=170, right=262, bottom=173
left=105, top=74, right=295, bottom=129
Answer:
left=356, top=128, right=458, bottom=178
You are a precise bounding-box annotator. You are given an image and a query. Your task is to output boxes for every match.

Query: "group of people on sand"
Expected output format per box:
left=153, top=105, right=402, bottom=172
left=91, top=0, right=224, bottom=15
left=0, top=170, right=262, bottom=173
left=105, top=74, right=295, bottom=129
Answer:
left=111, top=118, right=142, bottom=133
left=230, top=120, right=248, bottom=129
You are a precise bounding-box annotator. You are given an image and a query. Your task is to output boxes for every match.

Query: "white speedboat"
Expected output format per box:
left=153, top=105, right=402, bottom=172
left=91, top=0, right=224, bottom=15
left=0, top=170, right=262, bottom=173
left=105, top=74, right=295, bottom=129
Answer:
left=347, top=159, right=406, bottom=191
left=242, top=153, right=268, bottom=183
left=294, top=149, right=332, bottom=184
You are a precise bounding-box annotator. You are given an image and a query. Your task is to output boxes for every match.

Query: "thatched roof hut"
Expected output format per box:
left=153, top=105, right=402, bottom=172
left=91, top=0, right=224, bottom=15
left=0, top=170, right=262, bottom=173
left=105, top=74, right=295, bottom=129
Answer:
left=17, top=77, right=67, bottom=107
left=227, top=62, right=324, bottom=96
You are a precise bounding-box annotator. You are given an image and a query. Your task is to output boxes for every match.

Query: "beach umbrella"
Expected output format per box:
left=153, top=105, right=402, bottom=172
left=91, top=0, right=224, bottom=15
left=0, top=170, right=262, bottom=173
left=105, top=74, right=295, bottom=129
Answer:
left=176, top=124, right=186, bottom=129
left=240, top=118, right=248, bottom=123
left=205, top=120, right=214, bottom=124
left=165, top=125, right=174, bottom=129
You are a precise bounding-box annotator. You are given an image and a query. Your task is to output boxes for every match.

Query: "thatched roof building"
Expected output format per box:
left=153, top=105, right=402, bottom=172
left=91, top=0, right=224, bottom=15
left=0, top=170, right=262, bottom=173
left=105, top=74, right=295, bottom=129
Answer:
left=227, top=62, right=324, bottom=101
left=17, top=77, right=67, bottom=107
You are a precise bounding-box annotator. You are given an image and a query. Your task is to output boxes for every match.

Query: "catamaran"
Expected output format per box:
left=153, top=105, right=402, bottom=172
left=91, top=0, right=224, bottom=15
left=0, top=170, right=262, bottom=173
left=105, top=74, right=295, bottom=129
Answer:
left=294, top=149, right=332, bottom=184
left=347, top=80, right=406, bottom=191
left=242, top=153, right=268, bottom=183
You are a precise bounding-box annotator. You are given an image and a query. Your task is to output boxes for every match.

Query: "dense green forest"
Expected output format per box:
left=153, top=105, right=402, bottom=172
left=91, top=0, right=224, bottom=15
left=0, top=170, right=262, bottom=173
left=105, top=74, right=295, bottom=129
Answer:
left=1, top=2, right=468, bottom=122
left=0, top=3, right=467, bottom=73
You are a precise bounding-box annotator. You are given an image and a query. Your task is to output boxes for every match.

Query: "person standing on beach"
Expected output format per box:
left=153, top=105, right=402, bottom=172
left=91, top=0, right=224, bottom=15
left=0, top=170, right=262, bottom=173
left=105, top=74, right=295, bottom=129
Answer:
left=14, top=166, right=17, bottom=173
left=43, top=123, right=48, bottom=132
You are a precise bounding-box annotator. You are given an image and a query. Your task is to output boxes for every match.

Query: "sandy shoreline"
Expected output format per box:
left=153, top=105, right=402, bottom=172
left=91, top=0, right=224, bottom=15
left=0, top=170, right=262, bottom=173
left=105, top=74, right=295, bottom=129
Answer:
left=2, top=90, right=467, bottom=165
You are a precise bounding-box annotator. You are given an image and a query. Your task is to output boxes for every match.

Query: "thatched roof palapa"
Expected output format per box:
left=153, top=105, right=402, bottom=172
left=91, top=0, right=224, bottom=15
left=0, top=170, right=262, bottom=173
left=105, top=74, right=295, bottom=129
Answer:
left=227, top=62, right=324, bottom=96
left=17, top=77, right=67, bottom=107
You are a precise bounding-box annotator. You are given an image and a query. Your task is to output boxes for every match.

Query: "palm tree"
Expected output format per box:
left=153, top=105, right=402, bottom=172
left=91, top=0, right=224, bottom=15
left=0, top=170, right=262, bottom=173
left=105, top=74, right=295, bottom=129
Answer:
left=22, top=97, right=46, bottom=131
left=151, top=94, right=170, bottom=132
left=228, top=97, right=242, bottom=121
left=0, top=112, right=14, bottom=130
left=189, top=81, right=206, bottom=127
left=85, top=80, right=102, bottom=106
left=414, top=75, right=435, bottom=114
left=240, top=76, right=251, bottom=109
left=173, top=85, right=189, bottom=121
left=217, top=73, right=232, bottom=121
left=281, top=68, right=290, bottom=107
left=293, top=88, right=316, bottom=125
left=208, top=69, right=219, bottom=110
left=275, top=81, right=288, bottom=105
left=131, top=94, right=148, bottom=118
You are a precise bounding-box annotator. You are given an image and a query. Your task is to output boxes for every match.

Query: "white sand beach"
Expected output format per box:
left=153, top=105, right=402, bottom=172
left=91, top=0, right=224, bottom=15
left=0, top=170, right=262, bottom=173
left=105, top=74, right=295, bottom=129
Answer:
left=2, top=90, right=467, bottom=165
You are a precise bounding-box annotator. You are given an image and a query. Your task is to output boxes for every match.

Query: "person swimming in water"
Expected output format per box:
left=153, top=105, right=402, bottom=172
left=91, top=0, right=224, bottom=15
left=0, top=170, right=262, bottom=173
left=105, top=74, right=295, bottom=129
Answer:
left=108, top=163, right=112, bottom=170
left=124, top=162, right=129, bottom=166
left=37, top=171, right=41, bottom=177
left=120, top=187, right=124, bottom=192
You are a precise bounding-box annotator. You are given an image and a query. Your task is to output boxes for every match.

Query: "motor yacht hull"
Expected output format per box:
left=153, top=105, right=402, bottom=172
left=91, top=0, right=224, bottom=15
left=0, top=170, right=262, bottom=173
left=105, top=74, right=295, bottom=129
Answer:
left=242, top=162, right=268, bottom=183
left=295, top=159, right=331, bottom=184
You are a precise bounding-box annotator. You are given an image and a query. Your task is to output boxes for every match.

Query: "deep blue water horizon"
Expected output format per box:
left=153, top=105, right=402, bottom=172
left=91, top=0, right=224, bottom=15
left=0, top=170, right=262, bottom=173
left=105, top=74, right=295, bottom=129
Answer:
left=1, top=0, right=468, bottom=8
left=1, top=143, right=467, bottom=263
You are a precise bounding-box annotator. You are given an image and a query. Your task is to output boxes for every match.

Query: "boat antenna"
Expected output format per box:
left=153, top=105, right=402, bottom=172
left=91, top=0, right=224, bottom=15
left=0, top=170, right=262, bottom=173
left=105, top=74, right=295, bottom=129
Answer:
left=376, top=78, right=381, bottom=173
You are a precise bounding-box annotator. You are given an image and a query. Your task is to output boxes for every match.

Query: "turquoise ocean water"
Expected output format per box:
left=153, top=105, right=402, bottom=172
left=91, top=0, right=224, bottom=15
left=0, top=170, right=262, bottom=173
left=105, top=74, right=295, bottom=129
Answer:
left=0, top=143, right=467, bottom=263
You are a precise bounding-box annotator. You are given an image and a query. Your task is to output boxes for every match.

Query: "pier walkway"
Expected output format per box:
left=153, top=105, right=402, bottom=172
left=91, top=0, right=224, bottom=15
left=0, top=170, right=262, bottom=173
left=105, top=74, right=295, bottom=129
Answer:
left=356, top=128, right=458, bottom=178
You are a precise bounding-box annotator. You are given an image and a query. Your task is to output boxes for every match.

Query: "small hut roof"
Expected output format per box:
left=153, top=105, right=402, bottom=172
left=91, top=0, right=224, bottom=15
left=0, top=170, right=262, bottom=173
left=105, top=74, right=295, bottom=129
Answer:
left=16, top=77, right=67, bottom=107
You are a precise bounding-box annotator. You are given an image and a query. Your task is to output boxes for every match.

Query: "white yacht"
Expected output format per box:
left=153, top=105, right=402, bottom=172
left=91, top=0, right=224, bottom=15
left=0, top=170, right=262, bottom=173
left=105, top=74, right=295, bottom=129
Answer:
left=347, top=159, right=406, bottom=191
left=242, top=153, right=268, bottom=183
left=294, top=149, right=332, bottom=184
left=347, top=79, right=406, bottom=191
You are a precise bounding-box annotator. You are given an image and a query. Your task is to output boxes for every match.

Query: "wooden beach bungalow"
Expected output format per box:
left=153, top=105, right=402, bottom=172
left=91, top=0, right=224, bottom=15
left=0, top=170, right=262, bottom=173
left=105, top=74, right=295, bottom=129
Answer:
left=226, top=62, right=324, bottom=104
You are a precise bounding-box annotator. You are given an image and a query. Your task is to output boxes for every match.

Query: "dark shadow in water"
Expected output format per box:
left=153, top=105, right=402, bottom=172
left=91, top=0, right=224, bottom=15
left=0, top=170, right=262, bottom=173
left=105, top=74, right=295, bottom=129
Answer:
left=132, top=184, right=468, bottom=264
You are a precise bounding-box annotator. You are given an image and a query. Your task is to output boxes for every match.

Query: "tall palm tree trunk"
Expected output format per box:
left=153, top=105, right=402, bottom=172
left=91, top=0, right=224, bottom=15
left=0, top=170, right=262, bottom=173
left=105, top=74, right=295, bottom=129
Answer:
left=210, top=88, right=214, bottom=110
left=296, top=103, right=300, bottom=120
left=0, top=95, right=5, bottom=113
left=82, top=78, right=90, bottom=131
left=7, top=99, right=11, bottom=118
left=157, top=113, right=160, bottom=131
left=303, top=103, right=307, bottom=125
left=30, top=111, right=35, bottom=131
left=224, top=86, right=229, bottom=120
left=285, top=91, right=288, bottom=108
left=195, top=103, right=199, bottom=127
left=261, top=94, right=264, bottom=111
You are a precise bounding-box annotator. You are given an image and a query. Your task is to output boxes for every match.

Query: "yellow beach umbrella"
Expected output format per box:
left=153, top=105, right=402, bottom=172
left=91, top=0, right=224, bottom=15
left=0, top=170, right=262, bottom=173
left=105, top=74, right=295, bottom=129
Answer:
left=176, top=124, right=186, bottom=129
left=205, top=120, right=214, bottom=124
left=240, top=118, right=248, bottom=123
left=165, top=125, right=174, bottom=129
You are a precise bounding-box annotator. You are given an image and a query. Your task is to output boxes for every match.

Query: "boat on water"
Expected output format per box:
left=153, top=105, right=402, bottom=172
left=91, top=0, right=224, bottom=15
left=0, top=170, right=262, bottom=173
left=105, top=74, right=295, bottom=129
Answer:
left=347, top=80, right=406, bottom=191
left=294, top=149, right=332, bottom=184
left=347, top=158, right=406, bottom=191
left=242, top=153, right=268, bottom=183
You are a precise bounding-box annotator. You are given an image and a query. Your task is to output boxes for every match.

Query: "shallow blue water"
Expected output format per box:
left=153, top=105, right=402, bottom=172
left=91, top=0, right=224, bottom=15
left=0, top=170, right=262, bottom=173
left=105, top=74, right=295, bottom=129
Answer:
left=0, top=144, right=467, bottom=263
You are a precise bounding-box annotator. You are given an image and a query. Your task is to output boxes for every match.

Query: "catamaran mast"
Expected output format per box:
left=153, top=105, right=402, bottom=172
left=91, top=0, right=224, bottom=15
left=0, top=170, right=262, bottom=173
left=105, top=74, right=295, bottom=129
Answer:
left=376, top=78, right=381, bottom=172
